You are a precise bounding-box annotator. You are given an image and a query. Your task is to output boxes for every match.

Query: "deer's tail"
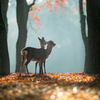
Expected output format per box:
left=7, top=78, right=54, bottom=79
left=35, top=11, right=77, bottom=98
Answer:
left=20, top=50, right=27, bottom=62
left=21, top=50, right=28, bottom=56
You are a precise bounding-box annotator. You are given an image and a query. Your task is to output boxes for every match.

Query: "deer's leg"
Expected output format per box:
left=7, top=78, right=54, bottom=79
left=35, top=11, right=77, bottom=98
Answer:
left=39, top=61, right=43, bottom=75
left=42, top=63, right=43, bottom=74
left=19, top=55, right=26, bottom=76
left=39, top=62, right=41, bottom=74
left=39, top=61, right=42, bottom=74
left=41, top=66, right=43, bottom=74
left=35, top=61, right=38, bottom=74
left=25, top=58, right=31, bottom=75
left=44, top=61, right=46, bottom=74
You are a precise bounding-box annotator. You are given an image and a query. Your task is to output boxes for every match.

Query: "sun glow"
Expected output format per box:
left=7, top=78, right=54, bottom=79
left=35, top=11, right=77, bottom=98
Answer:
left=26, top=0, right=33, bottom=5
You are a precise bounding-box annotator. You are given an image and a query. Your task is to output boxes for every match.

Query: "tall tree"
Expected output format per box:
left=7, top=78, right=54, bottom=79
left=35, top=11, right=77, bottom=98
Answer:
left=15, top=0, right=35, bottom=72
left=79, top=0, right=88, bottom=72
left=0, top=0, right=10, bottom=76
left=86, top=0, right=100, bottom=74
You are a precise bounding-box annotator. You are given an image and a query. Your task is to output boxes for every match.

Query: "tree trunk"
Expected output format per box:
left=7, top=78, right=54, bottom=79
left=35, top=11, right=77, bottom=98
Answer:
left=86, top=0, right=100, bottom=74
left=79, top=0, right=88, bottom=72
left=15, top=0, right=35, bottom=72
left=0, top=0, right=10, bottom=76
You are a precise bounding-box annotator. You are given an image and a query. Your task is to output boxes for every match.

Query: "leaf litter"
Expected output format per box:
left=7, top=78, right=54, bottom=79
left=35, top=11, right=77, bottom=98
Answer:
left=0, top=72, right=100, bottom=100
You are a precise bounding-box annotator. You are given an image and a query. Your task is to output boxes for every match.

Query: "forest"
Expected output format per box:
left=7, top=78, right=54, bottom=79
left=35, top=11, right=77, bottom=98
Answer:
left=0, top=0, right=100, bottom=99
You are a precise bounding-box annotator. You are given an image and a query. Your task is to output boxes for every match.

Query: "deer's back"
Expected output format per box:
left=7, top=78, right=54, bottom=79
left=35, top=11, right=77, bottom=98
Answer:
left=21, top=47, right=46, bottom=61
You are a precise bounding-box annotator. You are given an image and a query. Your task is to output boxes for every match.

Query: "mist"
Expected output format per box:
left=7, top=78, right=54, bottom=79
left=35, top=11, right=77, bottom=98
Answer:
left=7, top=0, right=85, bottom=73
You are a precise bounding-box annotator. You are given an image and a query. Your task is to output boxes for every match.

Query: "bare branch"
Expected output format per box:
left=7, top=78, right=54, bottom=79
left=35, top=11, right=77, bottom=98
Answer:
left=29, top=0, right=36, bottom=8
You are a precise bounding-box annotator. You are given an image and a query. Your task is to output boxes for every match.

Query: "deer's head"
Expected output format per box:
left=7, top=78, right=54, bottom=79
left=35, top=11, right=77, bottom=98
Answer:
left=47, top=40, right=56, bottom=48
left=38, top=37, right=47, bottom=48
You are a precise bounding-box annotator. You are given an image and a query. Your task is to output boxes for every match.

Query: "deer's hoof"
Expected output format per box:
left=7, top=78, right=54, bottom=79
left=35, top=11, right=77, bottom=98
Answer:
left=19, top=74, right=21, bottom=77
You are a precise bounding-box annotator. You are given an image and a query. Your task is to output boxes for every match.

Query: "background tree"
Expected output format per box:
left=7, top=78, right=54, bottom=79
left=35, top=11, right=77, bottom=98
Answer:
left=79, top=0, right=88, bottom=72
left=15, top=0, right=35, bottom=72
left=86, top=0, right=100, bottom=74
left=0, top=0, right=10, bottom=76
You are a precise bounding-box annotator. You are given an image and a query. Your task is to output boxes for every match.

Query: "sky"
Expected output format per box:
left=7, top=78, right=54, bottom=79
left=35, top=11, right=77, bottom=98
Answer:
left=7, top=0, right=86, bottom=73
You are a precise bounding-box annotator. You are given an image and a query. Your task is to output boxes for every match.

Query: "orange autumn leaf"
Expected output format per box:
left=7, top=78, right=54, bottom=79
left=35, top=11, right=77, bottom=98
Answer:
left=33, top=15, right=39, bottom=21
left=77, top=7, right=79, bottom=10
left=83, top=0, right=86, bottom=5
left=37, top=22, right=41, bottom=27
left=57, top=7, right=65, bottom=13
left=72, top=8, right=76, bottom=13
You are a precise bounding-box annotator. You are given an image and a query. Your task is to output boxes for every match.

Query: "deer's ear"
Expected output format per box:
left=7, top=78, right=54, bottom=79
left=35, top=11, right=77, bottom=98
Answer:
left=42, top=37, right=44, bottom=40
left=38, top=37, right=40, bottom=41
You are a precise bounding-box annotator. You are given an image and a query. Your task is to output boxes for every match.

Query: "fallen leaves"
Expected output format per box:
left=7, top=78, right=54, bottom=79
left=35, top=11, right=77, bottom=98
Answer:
left=0, top=72, right=100, bottom=100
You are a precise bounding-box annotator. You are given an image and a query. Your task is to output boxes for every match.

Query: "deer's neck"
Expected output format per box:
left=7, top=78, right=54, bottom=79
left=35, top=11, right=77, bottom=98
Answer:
left=45, top=46, right=52, bottom=58
left=41, top=46, right=45, bottom=49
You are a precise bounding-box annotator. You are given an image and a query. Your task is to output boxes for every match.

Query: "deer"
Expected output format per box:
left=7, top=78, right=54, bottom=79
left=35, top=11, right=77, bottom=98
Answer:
left=19, top=37, right=46, bottom=76
left=39, top=40, right=56, bottom=74
left=19, top=39, right=56, bottom=76
left=35, top=37, right=46, bottom=74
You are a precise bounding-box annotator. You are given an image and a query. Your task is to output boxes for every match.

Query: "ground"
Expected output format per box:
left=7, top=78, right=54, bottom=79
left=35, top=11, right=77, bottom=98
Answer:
left=0, top=72, right=100, bottom=100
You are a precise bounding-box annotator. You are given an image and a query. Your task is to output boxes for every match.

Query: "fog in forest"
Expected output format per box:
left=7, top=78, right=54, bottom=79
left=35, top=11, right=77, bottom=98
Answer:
left=7, top=0, right=86, bottom=73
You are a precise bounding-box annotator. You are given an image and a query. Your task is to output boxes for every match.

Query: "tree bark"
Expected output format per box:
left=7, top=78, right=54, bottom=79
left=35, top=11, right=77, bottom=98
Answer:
left=15, top=0, right=35, bottom=72
left=79, top=0, right=88, bottom=72
left=0, top=0, right=10, bottom=76
left=86, top=0, right=100, bottom=74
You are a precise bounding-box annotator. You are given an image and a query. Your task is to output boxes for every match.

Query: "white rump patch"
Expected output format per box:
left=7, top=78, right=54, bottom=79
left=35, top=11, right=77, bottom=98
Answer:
left=21, top=50, right=28, bottom=56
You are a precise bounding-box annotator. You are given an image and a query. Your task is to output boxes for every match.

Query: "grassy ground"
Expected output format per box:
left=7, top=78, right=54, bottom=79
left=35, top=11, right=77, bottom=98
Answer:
left=0, top=72, right=100, bottom=100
